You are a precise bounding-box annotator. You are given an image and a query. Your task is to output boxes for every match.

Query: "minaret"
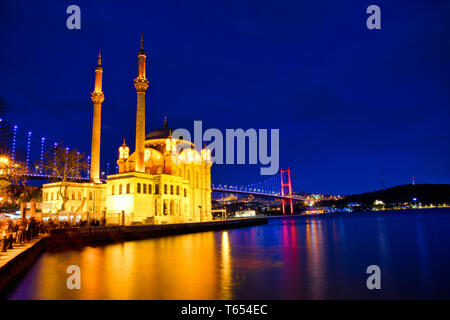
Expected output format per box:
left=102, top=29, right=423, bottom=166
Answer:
left=134, top=33, right=149, bottom=172
left=90, top=50, right=104, bottom=183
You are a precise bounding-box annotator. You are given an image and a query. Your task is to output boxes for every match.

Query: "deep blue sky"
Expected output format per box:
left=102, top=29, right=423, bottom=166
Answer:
left=1, top=1, right=449, bottom=195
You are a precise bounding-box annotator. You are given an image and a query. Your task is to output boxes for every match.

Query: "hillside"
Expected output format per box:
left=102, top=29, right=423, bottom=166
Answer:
left=318, top=184, right=450, bottom=207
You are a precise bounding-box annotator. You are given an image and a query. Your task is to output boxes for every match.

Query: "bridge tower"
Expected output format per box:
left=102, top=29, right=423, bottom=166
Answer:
left=280, top=168, right=293, bottom=214
left=90, top=50, right=105, bottom=183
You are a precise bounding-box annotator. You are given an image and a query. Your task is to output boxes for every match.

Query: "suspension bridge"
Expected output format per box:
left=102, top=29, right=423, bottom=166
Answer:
left=0, top=119, right=304, bottom=213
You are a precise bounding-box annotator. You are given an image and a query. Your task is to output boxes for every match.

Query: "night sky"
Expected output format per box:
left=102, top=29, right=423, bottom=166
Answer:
left=1, top=1, right=449, bottom=195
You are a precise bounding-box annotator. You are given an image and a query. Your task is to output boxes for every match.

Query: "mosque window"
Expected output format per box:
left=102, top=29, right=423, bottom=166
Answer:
left=137, top=183, right=141, bottom=193
left=143, top=184, right=147, bottom=194
left=176, top=186, right=179, bottom=195
left=164, top=184, right=167, bottom=194
left=119, top=184, right=123, bottom=194
left=126, top=183, right=131, bottom=194
left=112, top=185, right=115, bottom=195
left=170, top=185, right=173, bottom=195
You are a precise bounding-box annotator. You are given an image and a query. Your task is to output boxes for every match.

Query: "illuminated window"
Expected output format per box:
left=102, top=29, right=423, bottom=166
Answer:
left=137, top=183, right=141, bottom=193
left=164, top=184, right=167, bottom=194
left=44, top=192, right=48, bottom=201
left=126, top=183, right=131, bottom=194
left=112, top=185, right=115, bottom=195
left=176, top=186, right=179, bottom=195
left=143, top=184, right=147, bottom=194
left=170, top=185, right=173, bottom=195
left=149, top=184, right=152, bottom=194
left=184, top=189, right=187, bottom=197
left=56, top=193, right=59, bottom=200
left=195, top=171, right=199, bottom=188
left=119, top=184, right=123, bottom=194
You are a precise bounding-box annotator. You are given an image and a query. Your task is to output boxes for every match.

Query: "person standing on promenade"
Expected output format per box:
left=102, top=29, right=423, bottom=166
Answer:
left=6, top=220, right=14, bottom=249
left=1, top=221, right=8, bottom=252
left=19, top=218, right=27, bottom=244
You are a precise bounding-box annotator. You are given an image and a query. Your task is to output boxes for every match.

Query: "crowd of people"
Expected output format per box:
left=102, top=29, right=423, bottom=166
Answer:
left=0, top=217, right=44, bottom=253
left=0, top=216, right=109, bottom=253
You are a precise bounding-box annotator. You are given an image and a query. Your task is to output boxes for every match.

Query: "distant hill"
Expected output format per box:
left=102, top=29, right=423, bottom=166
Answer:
left=318, top=184, right=450, bottom=207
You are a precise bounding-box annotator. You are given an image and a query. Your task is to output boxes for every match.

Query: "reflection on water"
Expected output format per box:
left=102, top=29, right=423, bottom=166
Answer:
left=8, top=209, right=450, bottom=299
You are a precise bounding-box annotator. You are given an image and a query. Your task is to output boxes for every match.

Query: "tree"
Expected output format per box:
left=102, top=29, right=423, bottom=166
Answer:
left=0, top=156, right=28, bottom=202
left=43, top=142, right=88, bottom=212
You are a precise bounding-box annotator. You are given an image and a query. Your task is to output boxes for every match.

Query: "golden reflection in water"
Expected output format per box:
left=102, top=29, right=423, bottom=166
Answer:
left=22, top=232, right=228, bottom=299
left=220, top=231, right=232, bottom=299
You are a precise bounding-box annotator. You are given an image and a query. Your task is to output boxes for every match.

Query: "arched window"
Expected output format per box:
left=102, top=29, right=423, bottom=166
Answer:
left=72, top=192, right=75, bottom=200
left=137, top=183, right=141, bottom=193
left=112, top=185, right=115, bottom=195
left=143, top=184, right=147, bottom=194
left=195, top=171, right=199, bottom=188
left=184, top=189, right=187, bottom=197
left=89, top=192, right=93, bottom=200
left=44, top=192, right=48, bottom=201
left=149, top=184, right=153, bottom=194
left=119, top=184, right=123, bottom=194
left=170, top=185, right=173, bottom=195
left=155, top=184, right=159, bottom=194
left=164, top=184, right=167, bottom=194
left=126, top=183, right=131, bottom=194
left=176, top=186, right=180, bottom=196
left=50, top=193, right=54, bottom=201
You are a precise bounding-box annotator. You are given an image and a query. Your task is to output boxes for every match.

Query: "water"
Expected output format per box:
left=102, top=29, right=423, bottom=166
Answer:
left=8, top=209, right=450, bottom=299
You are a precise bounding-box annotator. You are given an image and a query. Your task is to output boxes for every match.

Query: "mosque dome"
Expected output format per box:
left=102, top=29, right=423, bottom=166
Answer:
left=145, top=116, right=172, bottom=140
left=145, top=128, right=172, bottom=140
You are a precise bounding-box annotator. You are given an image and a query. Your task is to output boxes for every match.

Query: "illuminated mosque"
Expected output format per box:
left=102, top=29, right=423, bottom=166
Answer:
left=42, top=35, right=213, bottom=225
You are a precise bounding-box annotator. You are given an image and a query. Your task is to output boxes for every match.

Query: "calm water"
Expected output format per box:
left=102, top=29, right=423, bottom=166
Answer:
left=8, top=209, right=450, bottom=299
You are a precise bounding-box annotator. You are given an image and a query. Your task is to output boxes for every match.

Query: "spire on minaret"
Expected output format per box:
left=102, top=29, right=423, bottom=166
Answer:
left=139, top=33, right=145, bottom=54
left=97, top=49, right=102, bottom=67
left=163, top=116, right=167, bottom=128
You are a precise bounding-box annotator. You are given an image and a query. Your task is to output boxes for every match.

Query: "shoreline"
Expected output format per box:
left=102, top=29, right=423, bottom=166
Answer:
left=0, top=217, right=268, bottom=297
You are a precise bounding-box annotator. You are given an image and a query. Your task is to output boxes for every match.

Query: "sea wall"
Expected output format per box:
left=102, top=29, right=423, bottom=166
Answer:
left=0, top=237, right=47, bottom=296
left=46, top=217, right=268, bottom=250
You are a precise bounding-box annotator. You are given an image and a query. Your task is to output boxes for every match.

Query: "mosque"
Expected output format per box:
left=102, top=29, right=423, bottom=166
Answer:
left=41, top=36, right=213, bottom=225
